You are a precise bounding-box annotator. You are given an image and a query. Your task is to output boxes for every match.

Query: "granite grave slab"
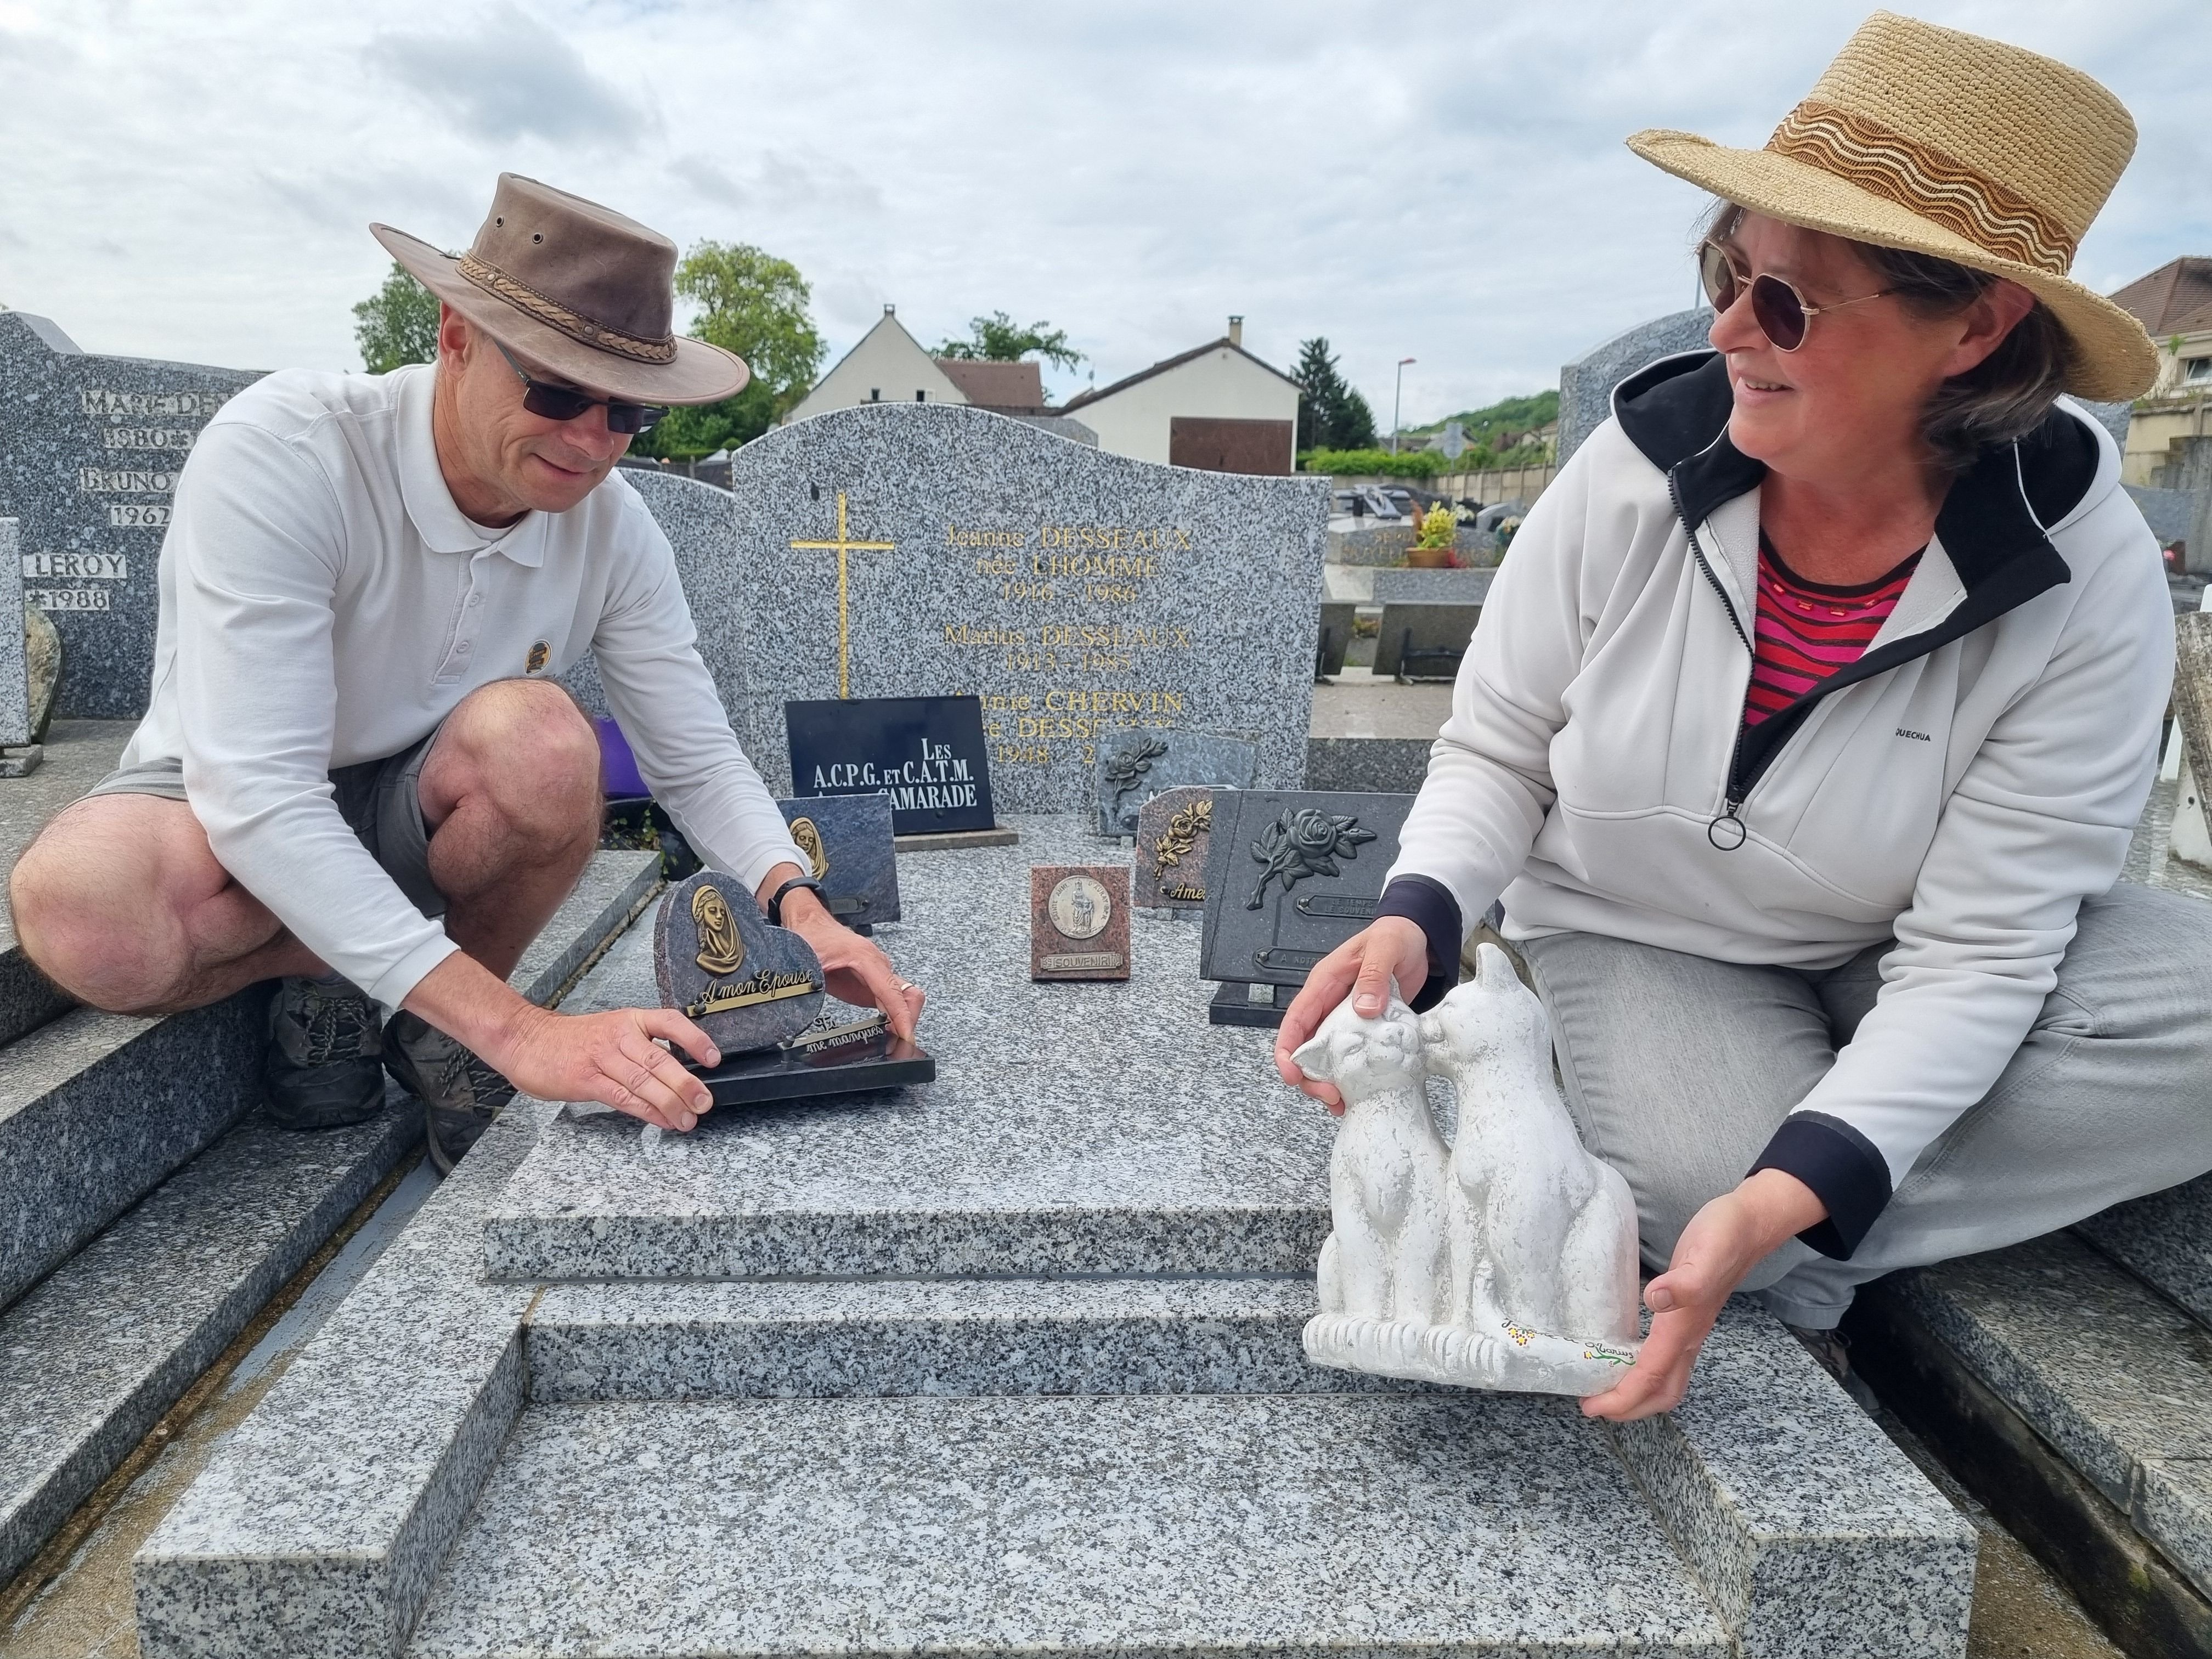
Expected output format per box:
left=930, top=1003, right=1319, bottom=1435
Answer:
left=701, top=404, right=1326, bottom=812
left=1133, top=785, right=1212, bottom=911
left=652, top=870, right=823, bottom=1053
left=776, top=791, right=900, bottom=931
left=139, top=823, right=1973, bottom=1659
left=1093, top=726, right=1255, bottom=834
left=1029, top=862, right=1131, bottom=980
left=1372, top=565, right=1497, bottom=606
left=0, top=313, right=263, bottom=718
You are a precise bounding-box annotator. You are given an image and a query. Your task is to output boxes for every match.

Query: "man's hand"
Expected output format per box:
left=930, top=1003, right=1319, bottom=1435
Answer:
left=405, top=951, right=721, bottom=1131
left=764, top=876, right=924, bottom=1042
left=1580, top=1169, right=1827, bottom=1422
left=1272, top=917, right=1428, bottom=1111
left=492, top=1002, right=720, bottom=1131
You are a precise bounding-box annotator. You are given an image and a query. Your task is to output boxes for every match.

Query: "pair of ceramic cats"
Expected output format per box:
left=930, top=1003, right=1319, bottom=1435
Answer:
left=1293, top=944, right=1643, bottom=1396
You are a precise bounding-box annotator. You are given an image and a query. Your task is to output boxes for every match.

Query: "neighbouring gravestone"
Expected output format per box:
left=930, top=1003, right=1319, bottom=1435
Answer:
left=776, top=792, right=900, bottom=932
left=0, top=520, right=29, bottom=757
left=1371, top=568, right=1495, bottom=606
left=1200, top=789, right=1416, bottom=1026
left=1093, top=728, right=1255, bottom=836
left=653, top=870, right=825, bottom=1053
left=0, top=313, right=262, bottom=718
left=1556, top=308, right=1713, bottom=466
left=1133, top=786, right=1213, bottom=911
left=690, top=405, right=1326, bottom=813
left=1029, top=863, right=1132, bottom=981
left=2168, top=612, right=2212, bottom=870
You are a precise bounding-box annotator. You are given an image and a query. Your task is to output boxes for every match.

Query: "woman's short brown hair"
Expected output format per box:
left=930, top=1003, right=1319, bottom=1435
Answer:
left=1705, top=202, right=2072, bottom=473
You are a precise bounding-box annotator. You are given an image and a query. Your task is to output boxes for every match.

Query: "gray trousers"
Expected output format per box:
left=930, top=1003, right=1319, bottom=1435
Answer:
left=1515, top=881, right=2212, bottom=1329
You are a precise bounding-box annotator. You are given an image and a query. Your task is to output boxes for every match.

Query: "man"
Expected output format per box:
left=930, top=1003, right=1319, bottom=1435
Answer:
left=10, top=174, right=923, bottom=1172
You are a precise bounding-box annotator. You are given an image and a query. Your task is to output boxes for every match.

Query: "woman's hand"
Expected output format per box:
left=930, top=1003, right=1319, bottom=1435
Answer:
left=1272, top=917, right=1429, bottom=1111
left=1580, top=1168, right=1827, bottom=1421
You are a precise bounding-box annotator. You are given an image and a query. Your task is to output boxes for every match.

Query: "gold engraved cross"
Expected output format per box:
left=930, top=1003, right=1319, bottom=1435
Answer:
left=788, top=492, right=896, bottom=699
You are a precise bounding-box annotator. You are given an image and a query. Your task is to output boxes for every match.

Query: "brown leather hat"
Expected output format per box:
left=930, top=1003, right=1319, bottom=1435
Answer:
left=371, top=173, right=749, bottom=405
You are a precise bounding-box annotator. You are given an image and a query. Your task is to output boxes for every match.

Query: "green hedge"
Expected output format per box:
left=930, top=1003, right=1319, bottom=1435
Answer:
left=1297, top=448, right=1454, bottom=478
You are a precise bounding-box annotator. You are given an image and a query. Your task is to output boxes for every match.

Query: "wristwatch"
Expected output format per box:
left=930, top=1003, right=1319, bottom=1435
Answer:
left=766, top=875, right=827, bottom=927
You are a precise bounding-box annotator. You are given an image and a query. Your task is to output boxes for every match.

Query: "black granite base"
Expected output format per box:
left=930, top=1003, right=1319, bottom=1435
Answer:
left=1207, top=981, right=1287, bottom=1029
left=684, top=1032, right=934, bottom=1107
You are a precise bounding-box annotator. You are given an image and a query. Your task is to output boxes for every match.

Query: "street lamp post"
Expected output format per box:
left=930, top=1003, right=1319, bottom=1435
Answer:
left=1391, top=357, right=1416, bottom=454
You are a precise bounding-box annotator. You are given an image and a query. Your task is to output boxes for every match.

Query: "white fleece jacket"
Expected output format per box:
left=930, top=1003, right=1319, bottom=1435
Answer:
left=1379, top=352, right=2172, bottom=1255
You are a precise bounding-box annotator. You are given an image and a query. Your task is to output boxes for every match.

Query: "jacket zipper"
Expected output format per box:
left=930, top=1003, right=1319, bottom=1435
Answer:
left=1668, top=468, right=1754, bottom=850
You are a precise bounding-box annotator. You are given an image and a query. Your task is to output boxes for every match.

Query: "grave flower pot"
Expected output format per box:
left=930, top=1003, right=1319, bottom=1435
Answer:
left=1406, top=544, right=1454, bottom=568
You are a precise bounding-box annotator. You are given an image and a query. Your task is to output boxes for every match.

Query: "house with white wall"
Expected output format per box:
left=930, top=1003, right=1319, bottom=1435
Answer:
left=1059, top=318, right=1300, bottom=472
left=782, top=307, right=1088, bottom=444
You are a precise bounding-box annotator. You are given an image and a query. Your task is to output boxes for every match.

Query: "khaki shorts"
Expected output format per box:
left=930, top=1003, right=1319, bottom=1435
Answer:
left=86, top=727, right=447, bottom=920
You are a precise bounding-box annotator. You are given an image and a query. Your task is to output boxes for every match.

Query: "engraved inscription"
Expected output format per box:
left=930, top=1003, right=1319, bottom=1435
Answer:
left=101, top=427, right=196, bottom=451
left=80, top=388, right=230, bottom=419
left=78, top=468, right=179, bottom=494
left=29, top=588, right=110, bottom=612
left=106, top=504, right=170, bottom=528
left=24, top=553, right=126, bottom=580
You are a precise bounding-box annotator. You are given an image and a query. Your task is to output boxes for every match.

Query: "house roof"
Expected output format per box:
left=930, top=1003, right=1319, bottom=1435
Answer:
left=2111, top=257, right=2212, bottom=339
left=1061, top=336, right=1300, bottom=414
left=933, top=357, right=1045, bottom=410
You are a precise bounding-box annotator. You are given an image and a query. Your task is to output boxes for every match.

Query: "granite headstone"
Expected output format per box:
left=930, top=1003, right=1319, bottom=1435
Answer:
left=0, top=313, right=262, bottom=718
left=1133, top=786, right=1214, bottom=912
left=776, top=792, right=901, bottom=931
left=688, top=404, right=1324, bottom=812
left=1199, top=789, right=1415, bottom=1025
left=1556, top=308, right=1713, bottom=466
left=653, top=870, right=825, bottom=1053
left=1093, top=727, right=1256, bottom=835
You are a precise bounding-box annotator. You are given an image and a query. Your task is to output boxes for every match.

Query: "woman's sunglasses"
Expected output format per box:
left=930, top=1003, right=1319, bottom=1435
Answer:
left=494, top=341, right=668, bottom=435
left=1699, top=241, right=1892, bottom=353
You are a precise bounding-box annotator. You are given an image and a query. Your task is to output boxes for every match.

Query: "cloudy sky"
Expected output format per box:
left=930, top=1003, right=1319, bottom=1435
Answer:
left=1, top=1, right=2204, bottom=426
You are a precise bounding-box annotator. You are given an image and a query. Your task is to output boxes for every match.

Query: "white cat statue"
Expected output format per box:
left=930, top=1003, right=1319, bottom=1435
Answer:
left=1295, top=946, right=1643, bottom=1396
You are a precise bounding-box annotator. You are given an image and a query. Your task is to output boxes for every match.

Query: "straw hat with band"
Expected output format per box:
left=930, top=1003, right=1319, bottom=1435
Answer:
left=371, top=173, right=749, bottom=407
left=1628, top=11, right=2156, bottom=404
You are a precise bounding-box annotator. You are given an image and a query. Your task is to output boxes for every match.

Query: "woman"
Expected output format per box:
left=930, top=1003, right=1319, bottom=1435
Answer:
left=1277, top=14, right=2209, bottom=1423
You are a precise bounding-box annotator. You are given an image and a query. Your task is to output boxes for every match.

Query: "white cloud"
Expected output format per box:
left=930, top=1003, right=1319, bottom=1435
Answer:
left=0, top=0, right=2202, bottom=423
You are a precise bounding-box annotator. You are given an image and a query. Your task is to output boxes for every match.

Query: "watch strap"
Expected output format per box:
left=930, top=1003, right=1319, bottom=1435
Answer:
left=766, top=875, right=827, bottom=927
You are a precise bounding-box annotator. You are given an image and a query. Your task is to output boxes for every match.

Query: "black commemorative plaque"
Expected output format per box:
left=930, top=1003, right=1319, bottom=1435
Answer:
left=785, top=695, right=996, bottom=837
left=1199, top=789, right=1415, bottom=1026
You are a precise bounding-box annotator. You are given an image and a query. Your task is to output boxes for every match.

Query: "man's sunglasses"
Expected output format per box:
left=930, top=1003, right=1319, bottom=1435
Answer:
left=494, top=341, right=667, bottom=435
left=1699, top=241, right=1892, bottom=353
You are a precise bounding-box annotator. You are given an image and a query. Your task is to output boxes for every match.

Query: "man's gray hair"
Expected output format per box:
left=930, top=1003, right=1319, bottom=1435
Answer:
left=1705, top=202, right=2069, bottom=475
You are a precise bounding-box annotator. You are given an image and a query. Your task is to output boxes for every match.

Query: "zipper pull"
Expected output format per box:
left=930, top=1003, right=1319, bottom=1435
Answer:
left=1708, top=802, right=1747, bottom=851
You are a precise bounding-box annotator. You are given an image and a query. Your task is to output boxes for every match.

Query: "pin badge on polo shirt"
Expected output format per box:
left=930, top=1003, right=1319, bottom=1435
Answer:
left=526, top=640, right=551, bottom=674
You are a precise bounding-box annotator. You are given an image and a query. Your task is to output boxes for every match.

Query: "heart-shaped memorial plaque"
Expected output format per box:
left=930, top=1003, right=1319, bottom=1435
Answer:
left=653, top=871, right=826, bottom=1053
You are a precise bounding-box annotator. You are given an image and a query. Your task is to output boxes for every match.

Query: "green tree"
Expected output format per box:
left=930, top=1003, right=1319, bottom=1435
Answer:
left=636, top=240, right=827, bottom=460
left=936, top=311, right=1084, bottom=371
left=1293, top=337, right=1378, bottom=452
left=352, top=263, right=440, bottom=375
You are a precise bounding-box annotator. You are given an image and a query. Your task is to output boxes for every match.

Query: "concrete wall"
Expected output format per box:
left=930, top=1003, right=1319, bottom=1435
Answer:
left=786, top=313, right=964, bottom=424
left=1071, top=347, right=1299, bottom=466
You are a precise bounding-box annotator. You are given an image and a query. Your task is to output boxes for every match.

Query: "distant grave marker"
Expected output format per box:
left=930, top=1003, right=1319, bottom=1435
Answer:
left=0, top=313, right=262, bottom=716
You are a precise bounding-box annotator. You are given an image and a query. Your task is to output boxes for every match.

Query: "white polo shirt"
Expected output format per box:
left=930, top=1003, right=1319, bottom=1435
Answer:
left=120, top=362, right=804, bottom=1009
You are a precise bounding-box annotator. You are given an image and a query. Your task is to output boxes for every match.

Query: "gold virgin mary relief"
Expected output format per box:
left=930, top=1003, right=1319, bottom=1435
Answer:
left=691, top=884, right=747, bottom=976
left=788, top=817, right=831, bottom=881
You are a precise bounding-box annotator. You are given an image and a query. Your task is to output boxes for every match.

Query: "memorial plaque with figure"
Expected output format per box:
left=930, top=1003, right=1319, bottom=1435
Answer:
left=0, top=313, right=262, bottom=718
left=653, top=871, right=826, bottom=1053
left=1133, top=787, right=1214, bottom=912
left=1029, top=864, right=1132, bottom=981
left=1200, top=790, right=1415, bottom=1026
left=776, top=792, right=901, bottom=933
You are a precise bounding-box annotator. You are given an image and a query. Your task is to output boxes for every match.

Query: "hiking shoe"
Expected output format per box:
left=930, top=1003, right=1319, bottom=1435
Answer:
left=264, top=975, right=388, bottom=1130
left=1785, top=1323, right=1880, bottom=1414
left=385, top=1011, right=516, bottom=1175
